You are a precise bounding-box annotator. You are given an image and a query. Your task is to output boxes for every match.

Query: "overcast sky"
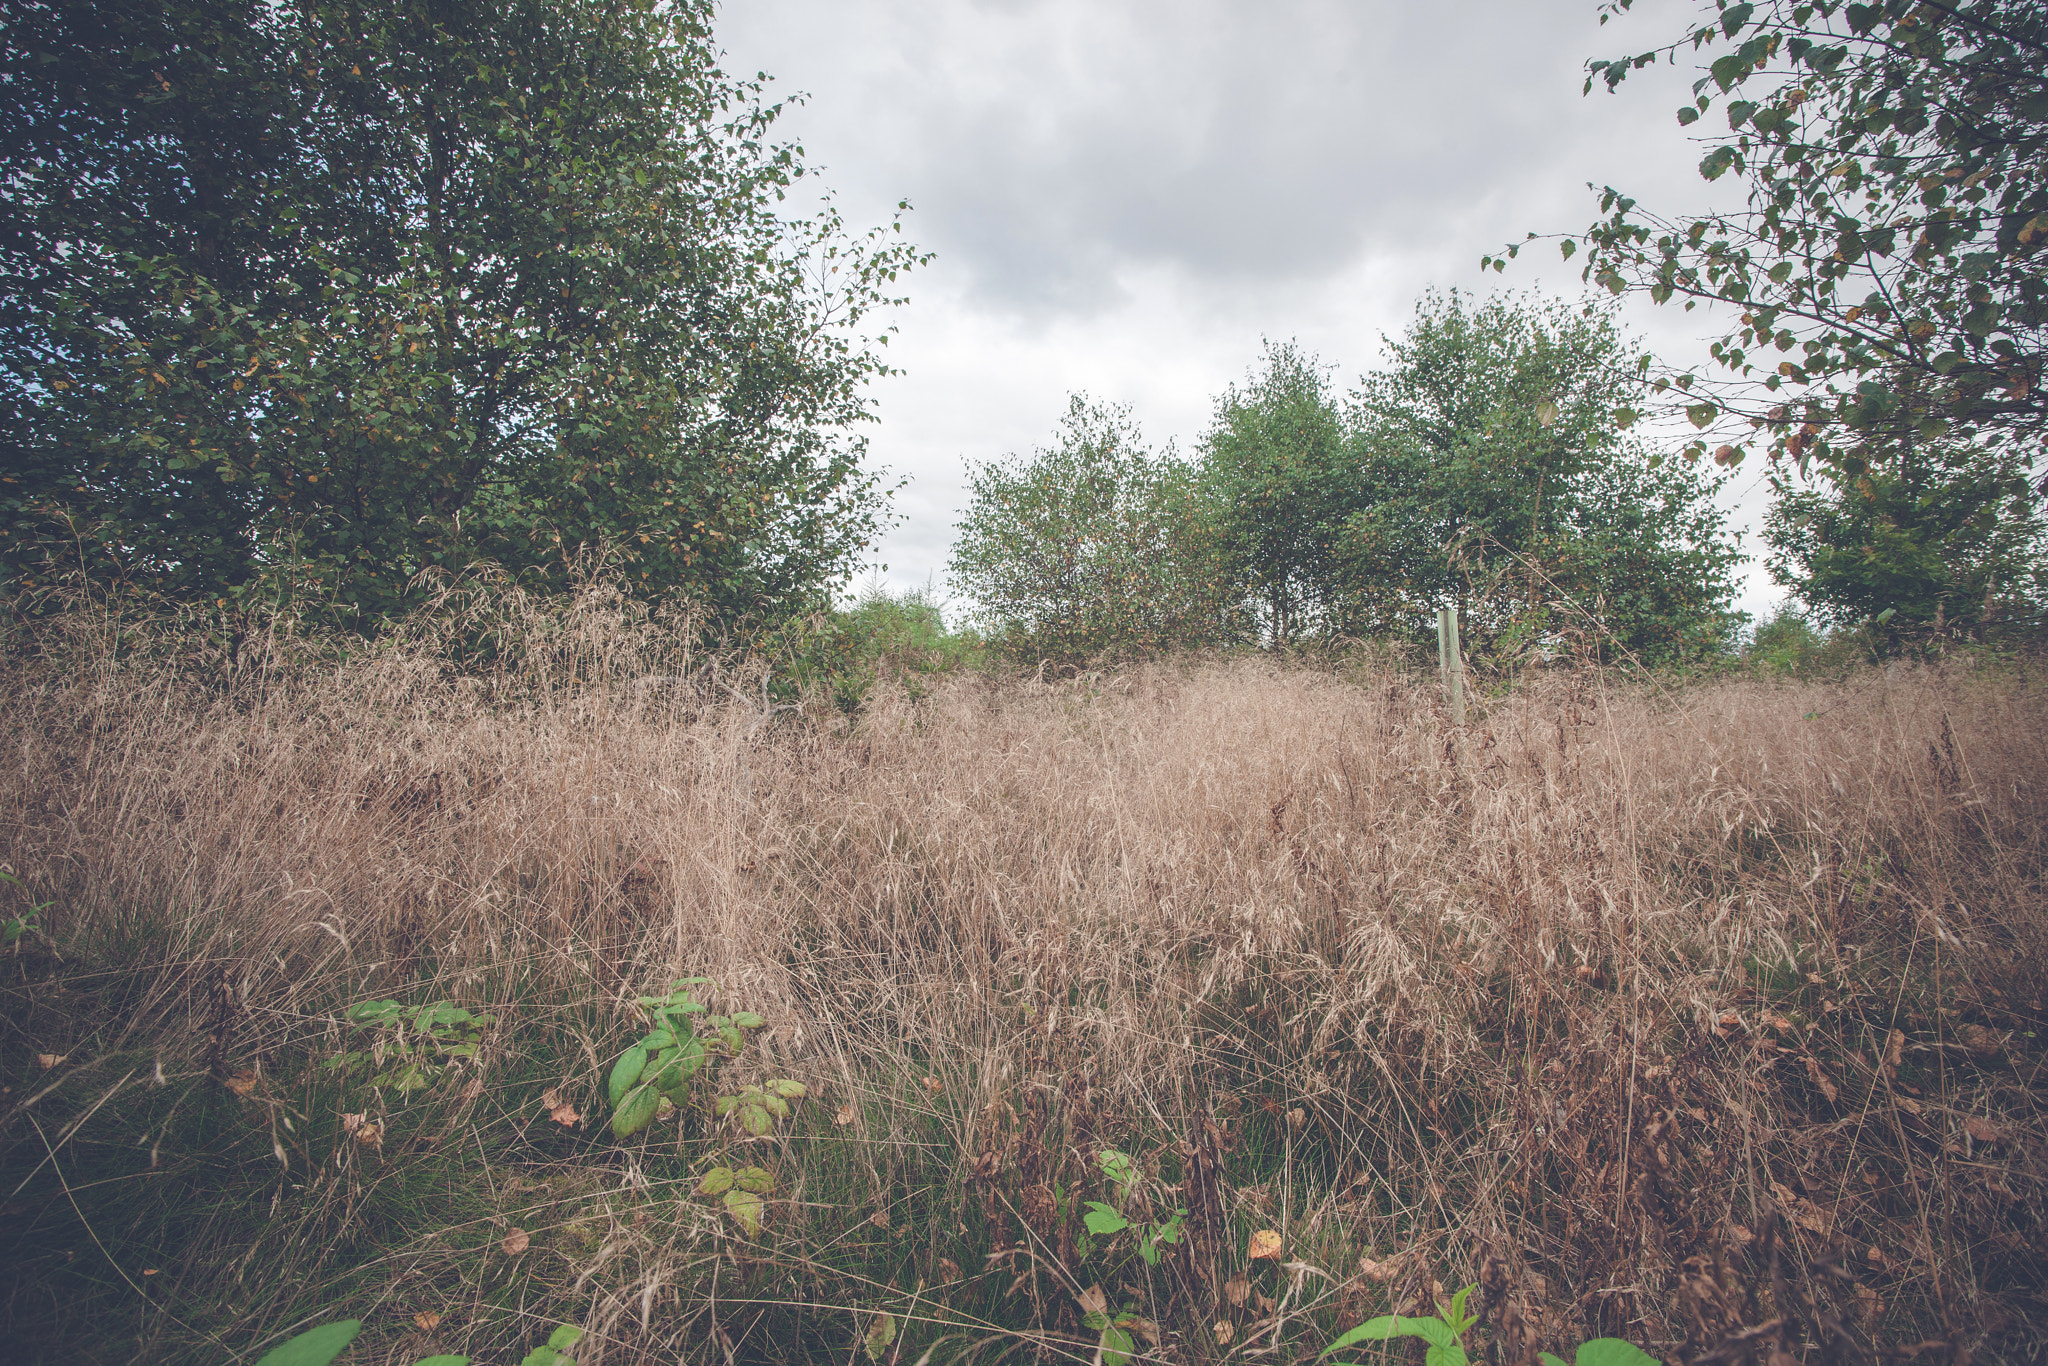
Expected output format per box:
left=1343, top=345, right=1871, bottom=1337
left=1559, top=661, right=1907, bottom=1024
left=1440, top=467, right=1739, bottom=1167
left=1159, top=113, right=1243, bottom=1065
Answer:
left=715, top=0, right=1789, bottom=622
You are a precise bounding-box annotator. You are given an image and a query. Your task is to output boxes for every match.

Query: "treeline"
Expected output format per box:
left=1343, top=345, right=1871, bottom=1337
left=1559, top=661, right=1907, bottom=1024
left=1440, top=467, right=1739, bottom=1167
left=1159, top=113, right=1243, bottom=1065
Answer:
left=951, top=291, right=1748, bottom=667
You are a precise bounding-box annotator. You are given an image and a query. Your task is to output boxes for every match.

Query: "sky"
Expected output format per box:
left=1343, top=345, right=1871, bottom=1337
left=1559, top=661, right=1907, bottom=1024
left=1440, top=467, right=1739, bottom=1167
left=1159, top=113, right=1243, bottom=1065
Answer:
left=714, top=0, right=1791, bottom=623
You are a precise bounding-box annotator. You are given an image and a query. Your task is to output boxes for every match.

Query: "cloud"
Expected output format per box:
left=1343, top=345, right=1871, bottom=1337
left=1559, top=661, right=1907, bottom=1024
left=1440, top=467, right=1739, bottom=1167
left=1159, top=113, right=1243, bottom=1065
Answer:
left=714, top=0, right=1786, bottom=616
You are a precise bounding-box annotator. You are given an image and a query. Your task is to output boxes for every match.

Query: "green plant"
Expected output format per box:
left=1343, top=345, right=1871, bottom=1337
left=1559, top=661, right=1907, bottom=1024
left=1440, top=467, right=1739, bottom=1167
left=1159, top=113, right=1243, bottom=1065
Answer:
left=248, top=1317, right=583, bottom=1366
left=605, top=978, right=805, bottom=1140
left=1077, top=1286, right=1158, bottom=1366
left=324, top=1001, right=494, bottom=1094
left=1317, top=1285, right=1659, bottom=1366
left=1077, top=1150, right=1188, bottom=1266
left=0, top=871, right=46, bottom=951
left=693, top=1163, right=777, bottom=1237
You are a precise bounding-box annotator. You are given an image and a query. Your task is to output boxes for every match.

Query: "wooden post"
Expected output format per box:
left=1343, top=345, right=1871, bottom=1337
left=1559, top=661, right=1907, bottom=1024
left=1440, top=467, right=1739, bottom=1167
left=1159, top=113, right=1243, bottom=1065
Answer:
left=1437, top=604, right=1465, bottom=726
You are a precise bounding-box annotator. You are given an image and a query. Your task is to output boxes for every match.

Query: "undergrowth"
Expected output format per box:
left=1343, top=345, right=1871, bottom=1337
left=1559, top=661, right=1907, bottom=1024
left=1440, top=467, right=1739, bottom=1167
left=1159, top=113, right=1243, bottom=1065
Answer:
left=0, top=576, right=2043, bottom=1365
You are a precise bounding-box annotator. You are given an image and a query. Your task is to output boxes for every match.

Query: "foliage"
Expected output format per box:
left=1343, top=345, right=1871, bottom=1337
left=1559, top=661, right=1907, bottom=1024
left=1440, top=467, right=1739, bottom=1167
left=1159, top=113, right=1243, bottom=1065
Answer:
left=0, top=0, right=923, bottom=624
left=1764, top=424, right=2046, bottom=644
left=249, top=1318, right=579, bottom=1366
left=1318, top=1286, right=1660, bottom=1366
left=1077, top=1149, right=1187, bottom=1266
left=1500, top=0, right=2047, bottom=481
left=0, top=870, right=47, bottom=951
left=948, top=395, right=1242, bottom=661
left=325, top=1000, right=493, bottom=1094
left=1197, top=341, right=1359, bottom=644
left=1341, top=291, right=1745, bottom=662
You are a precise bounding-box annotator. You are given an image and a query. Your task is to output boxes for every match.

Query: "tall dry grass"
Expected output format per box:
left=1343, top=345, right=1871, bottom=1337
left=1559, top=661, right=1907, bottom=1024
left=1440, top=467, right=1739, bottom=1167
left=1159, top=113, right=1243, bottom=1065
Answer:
left=1, top=580, right=2043, bottom=1365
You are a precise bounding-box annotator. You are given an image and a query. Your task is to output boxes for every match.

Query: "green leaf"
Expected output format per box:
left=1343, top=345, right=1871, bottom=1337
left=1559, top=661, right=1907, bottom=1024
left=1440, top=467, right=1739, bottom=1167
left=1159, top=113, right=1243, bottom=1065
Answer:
left=730, top=1011, right=765, bottom=1028
left=1573, top=1341, right=1663, bottom=1366
left=724, top=1187, right=765, bottom=1236
left=739, top=1102, right=774, bottom=1136
left=546, top=1325, right=585, bottom=1352
left=696, top=1166, right=736, bottom=1195
left=608, top=1045, right=649, bottom=1108
left=255, top=1320, right=363, bottom=1366
left=1320, top=1315, right=1459, bottom=1360
left=863, top=1313, right=896, bottom=1363
left=1082, top=1201, right=1130, bottom=1235
left=1100, top=1322, right=1136, bottom=1366
left=733, top=1165, right=775, bottom=1194
left=610, top=1082, right=660, bottom=1138
left=413, top=1357, right=470, bottom=1366
left=764, top=1079, right=807, bottom=1099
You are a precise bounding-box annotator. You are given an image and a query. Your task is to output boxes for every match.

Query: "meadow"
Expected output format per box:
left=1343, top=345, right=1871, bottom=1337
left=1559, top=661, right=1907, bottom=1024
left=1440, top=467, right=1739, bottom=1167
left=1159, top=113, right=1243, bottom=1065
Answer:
left=1, top=579, right=2042, bottom=1365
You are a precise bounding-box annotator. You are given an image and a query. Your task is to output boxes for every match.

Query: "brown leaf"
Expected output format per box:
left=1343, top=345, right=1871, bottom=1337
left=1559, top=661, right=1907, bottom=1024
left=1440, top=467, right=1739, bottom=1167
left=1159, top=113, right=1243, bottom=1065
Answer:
left=1225, top=1274, right=1251, bottom=1306
left=1255, top=1290, right=1278, bottom=1314
left=224, top=1070, right=258, bottom=1096
left=834, top=1102, right=856, bottom=1127
left=352, top=1121, right=383, bottom=1148
left=34, top=1054, right=65, bottom=1071
left=936, top=1257, right=961, bottom=1283
left=501, top=1229, right=530, bottom=1255
left=413, top=1311, right=441, bottom=1331
left=1882, top=1028, right=1905, bottom=1075
left=1213, top=1320, right=1235, bottom=1346
left=1122, top=1316, right=1161, bottom=1347
left=1764, top=1013, right=1795, bottom=1032
left=1959, top=1024, right=2005, bottom=1060
left=1247, top=1228, right=1283, bottom=1260
left=868, top=1210, right=890, bottom=1231
left=922, top=1075, right=943, bottom=1094
left=546, top=1097, right=580, bottom=1127
left=1076, top=1284, right=1109, bottom=1318
left=1962, top=1116, right=2005, bottom=1143
left=1286, top=1107, right=1305, bottom=1131
left=1358, top=1255, right=1401, bottom=1282
left=1804, top=1055, right=1840, bottom=1104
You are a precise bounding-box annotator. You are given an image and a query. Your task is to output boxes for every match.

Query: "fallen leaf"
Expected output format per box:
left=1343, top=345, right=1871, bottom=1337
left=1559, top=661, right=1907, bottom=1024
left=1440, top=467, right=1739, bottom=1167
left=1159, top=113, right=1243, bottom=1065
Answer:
left=1122, top=1316, right=1161, bottom=1347
left=1895, top=1095, right=1923, bottom=1115
left=1866, top=1245, right=1887, bottom=1269
left=936, top=1257, right=961, bottom=1283
left=547, top=1099, right=580, bottom=1127
left=35, top=1054, right=65, bottom=1071
left=1247, top=1228, right=1283, bottom=1260
left=501, top=1229, right=530, bottom=1255
left=352, top=1121, right=383, bottom=1148
left=1804, top=1055, right=1840, bottom=1104
left=459, top=1078, right=485, bottom=1101
left=224, top=1070, right=258, bottom=1095
left=1286, top=1107, right=1305, bottom=1131
left=1076, top=1284, right=1109, bottom=1317
left=1225, top=1274, right=1251, bottom=1306
left=1765, top=1013, right=1795, bottom=1032
left=341, top=1112, right=366, bottom=1132
left=413, top=1311, right=441, bottom=1331
left=1358, top=1255, right=1400, bottom=1282
left=863, top=1311, right=896, bottom=1364
left=1255, top=1290, right=1278, bottom=1314
left=922, top=1075, right=943, bottom=1094
left=1959, top=1024, right=2005, bottom=1060
left=834, top=1102, right=856, bottom=1127
left=1962, top=1116, right=2005, bottom=1143
left=1213, top=1320, right=1234, bottom=1346
left=142, top=1268, right=158, bottom=1276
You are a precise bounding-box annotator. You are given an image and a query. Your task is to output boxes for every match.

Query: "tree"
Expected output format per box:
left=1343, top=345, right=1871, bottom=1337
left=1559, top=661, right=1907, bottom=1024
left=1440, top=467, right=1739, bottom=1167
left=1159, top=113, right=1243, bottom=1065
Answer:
left=0, top=0, right=925, bottom=624
left=1499, top=0, right=2047, bottom=483
left=1196, top=341, right=1356, bottom=646
left=1341, top=291, right=1744, bottom=663
left=948, top=396, right=1240, bottom=661
left=1764, top=408, right=2045, bottom=644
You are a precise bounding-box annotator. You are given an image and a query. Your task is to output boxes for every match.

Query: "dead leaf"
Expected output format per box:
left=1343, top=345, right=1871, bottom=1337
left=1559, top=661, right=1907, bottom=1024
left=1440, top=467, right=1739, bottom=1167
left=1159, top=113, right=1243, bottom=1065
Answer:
left=142, top=1268, right=158, bottom=1276
left=1804, top=1055, right=1840, bottom=1103
left=1866, top=1245, right=1887, bottom=1269
left=1286, top=1107, right=1305, bottom=1131
left=868, top=1210, right=890, bottom=1231
left=1959, top=1024, right=2005, bottom=1060
left=459, top=1078, right=484, bottom=1101
left=1882, top=1029, right=1905, bottom=1076
left=1895, top=1095, right=1923, bottom=1115
left=413, top=1311, right=441, bottom=1331
left=922, top=1075, right=943, bottom=1094
left=1765, top=1013, right=1795, bottom=1032
left=1076, top=1284, right=1109, bottom=1318
left=224, top=1070, right=258, bottom=1096
left=1962, top=1116, right=2005, bottom=1143
left=936, top=1257, right=961, bottom=1283
left=1122, top=1316, right=1161, bottom=1347
left=501, top=1229, right=530, bottom=1255
left=1225, top=1274, right=1251, bottom=1306
left=1247, top=1228, right=1283, bottom=1260
left=539, top=1085, right=581, bottom=1125
left=34, top=1054, right=65, bottom=1071
left=352, top=1121, right=383, bottom=1148
left=1255, top=1290, right=1278, bottom=1314
left=341, top=1112, right=366, bottom=1132
left=1358, top=1255, right=1400, bottom=1282
left=1213, top=1320, right=1235, bottom=1346
left=834, top=1102, right=856, bottom=1127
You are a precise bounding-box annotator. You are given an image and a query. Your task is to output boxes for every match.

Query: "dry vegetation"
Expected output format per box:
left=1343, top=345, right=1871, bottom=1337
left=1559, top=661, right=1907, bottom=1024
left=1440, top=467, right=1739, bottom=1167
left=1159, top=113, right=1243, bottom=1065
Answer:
left=1, top=579, right=2044, bottom=1366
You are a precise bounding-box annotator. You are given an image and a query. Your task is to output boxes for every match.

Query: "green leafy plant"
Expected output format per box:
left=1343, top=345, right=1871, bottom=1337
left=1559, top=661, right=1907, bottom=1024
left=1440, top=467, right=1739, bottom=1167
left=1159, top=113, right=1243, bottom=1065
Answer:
left=325, top=1001, right=494, bottom=1094
left=0, top=870, right=47, bottom=952
left=1077, top=1286, right=1158, bottom=1366
left=1317, top=1285, right=1659, bottom=1366
left=1319, top=1284, right=1480, bottom=1366
left=248, top=1317, right=582, bottom=1366
left=606, top=979, right=805, bottom=1141
left=694, top=1163, right=777, bottom=1237
left=1078, top=1149, right=1189, bottom=1266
